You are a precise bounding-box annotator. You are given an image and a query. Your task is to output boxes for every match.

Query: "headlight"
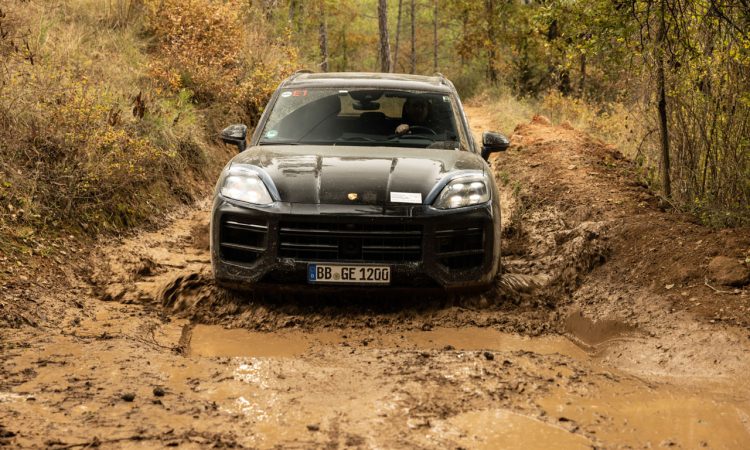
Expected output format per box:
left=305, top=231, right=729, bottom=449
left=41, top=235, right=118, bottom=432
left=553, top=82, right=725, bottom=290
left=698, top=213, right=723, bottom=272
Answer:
left=433, top=173, right=490, bottom=209
left=220, top=167, right=273, bottom=205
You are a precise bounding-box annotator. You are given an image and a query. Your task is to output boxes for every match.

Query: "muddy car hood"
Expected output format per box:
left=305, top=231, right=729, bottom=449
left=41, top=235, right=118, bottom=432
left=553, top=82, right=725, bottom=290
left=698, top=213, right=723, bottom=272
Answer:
left=229, top=145, right=486, bottom=205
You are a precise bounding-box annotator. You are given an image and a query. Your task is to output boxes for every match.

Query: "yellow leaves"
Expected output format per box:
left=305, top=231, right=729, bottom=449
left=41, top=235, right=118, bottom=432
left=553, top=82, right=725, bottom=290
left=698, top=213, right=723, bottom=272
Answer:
left=145, top=0, right=297, bottom=115
left=0, top=0, right=225, bottom=236
left=145, top=0, right=246, bottom=102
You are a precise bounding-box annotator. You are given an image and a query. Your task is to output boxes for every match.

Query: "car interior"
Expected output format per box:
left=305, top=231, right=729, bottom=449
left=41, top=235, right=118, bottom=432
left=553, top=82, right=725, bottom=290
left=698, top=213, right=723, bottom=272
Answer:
left=266, top=90, right=461, bottom=148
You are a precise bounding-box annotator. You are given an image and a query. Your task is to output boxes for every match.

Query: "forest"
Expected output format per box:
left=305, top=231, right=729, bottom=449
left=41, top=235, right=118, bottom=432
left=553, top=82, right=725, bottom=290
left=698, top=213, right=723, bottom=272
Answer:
left=0, top=0, right=748, bottom=248
left=283, top=0, right=750, bottom=225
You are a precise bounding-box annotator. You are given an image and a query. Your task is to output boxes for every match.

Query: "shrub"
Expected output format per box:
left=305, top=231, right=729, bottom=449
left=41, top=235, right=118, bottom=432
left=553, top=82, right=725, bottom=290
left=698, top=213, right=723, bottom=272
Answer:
left=145, top=0, right=244, bottom=104
left=0, top=0, right=214, bottom=240
left=145, top=0, right=298, bottom=128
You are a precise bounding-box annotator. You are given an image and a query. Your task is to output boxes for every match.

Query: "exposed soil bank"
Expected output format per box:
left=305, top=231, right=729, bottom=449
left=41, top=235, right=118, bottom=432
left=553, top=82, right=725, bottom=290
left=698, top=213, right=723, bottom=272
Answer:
left=1, top=107, right=749, bottom=448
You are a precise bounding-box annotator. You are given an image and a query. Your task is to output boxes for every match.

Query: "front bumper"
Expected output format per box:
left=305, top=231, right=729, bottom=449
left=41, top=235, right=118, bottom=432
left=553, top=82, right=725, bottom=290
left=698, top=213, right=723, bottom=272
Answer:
left=210, top=196, right=500, bottom=291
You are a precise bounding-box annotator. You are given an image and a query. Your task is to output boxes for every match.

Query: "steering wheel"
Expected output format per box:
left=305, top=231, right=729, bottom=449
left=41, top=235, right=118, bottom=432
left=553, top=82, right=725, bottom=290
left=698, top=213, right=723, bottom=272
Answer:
left=408, top=125, right=438, bottom=135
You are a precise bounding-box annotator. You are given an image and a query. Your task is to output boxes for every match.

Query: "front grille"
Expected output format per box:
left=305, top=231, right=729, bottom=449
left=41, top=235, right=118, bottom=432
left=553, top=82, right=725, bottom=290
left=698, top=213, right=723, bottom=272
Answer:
left=435, top=222, right=485, bottom=270
left=279, top=221, right=423, bottom=262
left=220, top=215, right=268, bottom=264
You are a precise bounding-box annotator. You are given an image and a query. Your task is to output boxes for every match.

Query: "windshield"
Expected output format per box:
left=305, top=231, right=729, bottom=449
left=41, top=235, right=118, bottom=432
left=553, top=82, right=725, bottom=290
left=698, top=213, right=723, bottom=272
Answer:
left=258, top=88, right=469, bottom=151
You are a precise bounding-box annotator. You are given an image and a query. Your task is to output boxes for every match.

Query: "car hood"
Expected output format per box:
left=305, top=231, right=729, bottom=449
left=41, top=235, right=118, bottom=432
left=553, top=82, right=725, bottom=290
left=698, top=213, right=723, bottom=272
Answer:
left=229, top=145, right=486, bottom=205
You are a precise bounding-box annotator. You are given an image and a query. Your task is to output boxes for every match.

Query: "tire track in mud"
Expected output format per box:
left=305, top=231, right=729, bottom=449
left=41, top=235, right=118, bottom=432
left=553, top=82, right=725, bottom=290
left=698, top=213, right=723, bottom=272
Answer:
left=86, top=161, right=612, bottom=336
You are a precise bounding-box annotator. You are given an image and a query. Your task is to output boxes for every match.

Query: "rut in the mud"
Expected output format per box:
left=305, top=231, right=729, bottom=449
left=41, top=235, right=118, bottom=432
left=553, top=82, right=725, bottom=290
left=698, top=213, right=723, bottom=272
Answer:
left=87, top=162, right=611, bottom=337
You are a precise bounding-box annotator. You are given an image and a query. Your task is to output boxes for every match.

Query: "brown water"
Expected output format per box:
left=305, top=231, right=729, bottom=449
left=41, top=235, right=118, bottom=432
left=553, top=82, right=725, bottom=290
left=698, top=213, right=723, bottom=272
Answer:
left=185, top=323, right=750, bottom=449
left=189, top=324, right=589, bottom=359
left=564, top=310, right=638, bottom=347
left=5, top=306, right=750, bottom=449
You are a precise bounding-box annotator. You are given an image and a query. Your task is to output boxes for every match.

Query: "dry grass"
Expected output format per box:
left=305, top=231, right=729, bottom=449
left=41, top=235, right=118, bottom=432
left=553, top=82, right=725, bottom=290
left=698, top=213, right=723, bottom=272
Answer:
left=0, top=0, right=295, bottom=255
left=474, top=85, right=748, bottom=227
left=465, top=87, right=538, bottom=137
left=469, top=88, right=641, bottom=159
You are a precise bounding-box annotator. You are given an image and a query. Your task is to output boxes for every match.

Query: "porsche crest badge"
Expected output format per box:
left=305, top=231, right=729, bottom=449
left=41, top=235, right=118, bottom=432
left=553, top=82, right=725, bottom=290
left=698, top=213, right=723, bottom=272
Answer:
left=347, top=192, right=358, bottom=201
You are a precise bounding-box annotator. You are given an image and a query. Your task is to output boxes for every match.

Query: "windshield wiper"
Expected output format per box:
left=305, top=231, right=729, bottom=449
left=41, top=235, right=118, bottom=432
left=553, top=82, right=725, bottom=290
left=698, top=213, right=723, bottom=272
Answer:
left=258, top=141, right=301, bottom=145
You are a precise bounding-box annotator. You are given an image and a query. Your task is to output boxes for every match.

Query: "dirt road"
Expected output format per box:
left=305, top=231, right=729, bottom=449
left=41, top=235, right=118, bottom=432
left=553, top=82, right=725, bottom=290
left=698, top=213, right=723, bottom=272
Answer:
left=2, top=107, right=749, bottom=449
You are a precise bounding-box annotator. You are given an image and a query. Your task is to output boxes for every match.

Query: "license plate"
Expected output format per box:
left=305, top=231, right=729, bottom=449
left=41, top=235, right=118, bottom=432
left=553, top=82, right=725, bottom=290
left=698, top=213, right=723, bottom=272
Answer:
left=307, top=264, right=391, bottom=285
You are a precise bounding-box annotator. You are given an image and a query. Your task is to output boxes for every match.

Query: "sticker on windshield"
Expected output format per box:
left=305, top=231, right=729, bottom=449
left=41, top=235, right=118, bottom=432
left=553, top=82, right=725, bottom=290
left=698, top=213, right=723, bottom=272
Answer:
left=265, top=130, right=278, bottom=138
left=390, top=192, right=422, bottom=204
left=281, top=91, right=292, bottom=98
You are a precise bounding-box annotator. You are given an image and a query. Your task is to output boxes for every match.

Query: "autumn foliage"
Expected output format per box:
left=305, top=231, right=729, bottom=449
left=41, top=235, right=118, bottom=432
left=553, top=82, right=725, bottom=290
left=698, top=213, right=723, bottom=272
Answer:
left=145, top=0, right=297, bottom=126
left=146, top=0, right=244, bottom=103
left=0, top=0, right=296, bottom=251
left=0, top=2, right=174, bottom=238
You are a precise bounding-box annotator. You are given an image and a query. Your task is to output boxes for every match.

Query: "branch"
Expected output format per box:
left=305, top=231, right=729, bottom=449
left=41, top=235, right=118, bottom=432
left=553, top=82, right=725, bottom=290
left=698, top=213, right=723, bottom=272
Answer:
left=704, top=277, right=739, bottom=295
left=708, top=0, right=747, bottom=37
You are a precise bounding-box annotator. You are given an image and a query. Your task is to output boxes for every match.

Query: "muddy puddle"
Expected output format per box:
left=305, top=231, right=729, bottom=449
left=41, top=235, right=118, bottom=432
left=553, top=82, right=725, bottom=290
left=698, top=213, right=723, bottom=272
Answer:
left=184, top=322, right=750, bottom=449
left=563, top=310, right=639, bottom=347
left=188, top=324, right=589, bottom=359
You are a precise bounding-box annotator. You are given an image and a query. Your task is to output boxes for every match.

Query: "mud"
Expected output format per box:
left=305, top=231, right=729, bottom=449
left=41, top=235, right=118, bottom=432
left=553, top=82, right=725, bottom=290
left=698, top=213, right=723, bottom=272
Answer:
left=188, top=324, right=588, bottom=359
left=563, top=310, right=637, bottom=347
left=2, top=107, right=750, bottom=448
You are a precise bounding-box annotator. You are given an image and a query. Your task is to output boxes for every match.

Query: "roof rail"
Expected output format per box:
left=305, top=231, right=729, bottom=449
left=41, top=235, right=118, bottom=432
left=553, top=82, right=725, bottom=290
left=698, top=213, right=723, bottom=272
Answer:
left=291, top=69, right=313, bottom=78
left=281, top=69, right=313, bottom=87
left=435, top=72, right=457, bottom=91
left=433, top=72, right=449, bottom=86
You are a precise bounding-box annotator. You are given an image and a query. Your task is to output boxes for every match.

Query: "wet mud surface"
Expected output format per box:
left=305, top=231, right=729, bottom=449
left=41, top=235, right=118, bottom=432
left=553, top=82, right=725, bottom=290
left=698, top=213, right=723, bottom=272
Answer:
left=2, top=108, right=750, bottom=448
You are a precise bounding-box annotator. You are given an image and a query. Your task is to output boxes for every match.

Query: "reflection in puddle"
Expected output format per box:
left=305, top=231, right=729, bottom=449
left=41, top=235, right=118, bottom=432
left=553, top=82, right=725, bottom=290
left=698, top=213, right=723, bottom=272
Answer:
left=234, top=360, right=267, bottom=386
left=0, top=392, right=30, bottom=403
left=564, top=310, right=637, bottom=347
left=228, top=360, right=277, bottom=421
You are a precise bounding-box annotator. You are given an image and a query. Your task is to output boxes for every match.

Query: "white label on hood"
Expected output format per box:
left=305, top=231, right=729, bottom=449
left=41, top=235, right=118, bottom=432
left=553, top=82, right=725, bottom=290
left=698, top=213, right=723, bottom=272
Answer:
left=390, top=192, right=422, bottom=204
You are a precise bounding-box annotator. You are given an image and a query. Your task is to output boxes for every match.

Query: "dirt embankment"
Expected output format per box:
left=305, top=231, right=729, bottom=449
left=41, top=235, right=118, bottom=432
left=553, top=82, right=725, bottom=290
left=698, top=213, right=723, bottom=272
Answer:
left=1, top=108, right=749, bottom=449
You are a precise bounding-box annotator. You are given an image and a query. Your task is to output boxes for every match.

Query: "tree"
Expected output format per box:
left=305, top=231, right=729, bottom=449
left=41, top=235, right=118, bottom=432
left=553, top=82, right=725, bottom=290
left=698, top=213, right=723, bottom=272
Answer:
left=318, top=1, right=329, bottom=72
left=655, top=0, right=671, bottom=198
left=433, top=0, right=439, bottom=72
left=394, top=0, right=403, bottom=72
left=378, top=0, right=391, bottom=72
left=485, top=0, right=498, bottom=84
left=410, top=0, right=416, bottom=73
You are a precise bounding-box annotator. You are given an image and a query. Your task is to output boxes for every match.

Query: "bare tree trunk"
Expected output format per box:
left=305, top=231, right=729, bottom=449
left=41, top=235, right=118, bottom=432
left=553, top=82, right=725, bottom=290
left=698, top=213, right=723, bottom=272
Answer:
left=433, top=0, right=438, bottom=72
left=579, top=53, right=586, bottom=97
left=341, top=29, right=348, bottom=71
left=486, top=0, right=498, bottom=84
left=318, top=2, right=328, bottom=72
left=656, top=0, right=671, bottom=198
left=288, top=0, right=297, bottom=25
left=378, top=0, right=391, bottom=72
left=394, top=0, right=403, bottom=72
left=410, top=0, right=416, bottom=74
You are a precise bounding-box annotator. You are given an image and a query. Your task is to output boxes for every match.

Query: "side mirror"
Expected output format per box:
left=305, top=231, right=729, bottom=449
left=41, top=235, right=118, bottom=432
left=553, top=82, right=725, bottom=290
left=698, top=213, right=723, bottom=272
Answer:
left=221, top=124, right=248, bottom=152
left=481, top=131, right=509, bottom=160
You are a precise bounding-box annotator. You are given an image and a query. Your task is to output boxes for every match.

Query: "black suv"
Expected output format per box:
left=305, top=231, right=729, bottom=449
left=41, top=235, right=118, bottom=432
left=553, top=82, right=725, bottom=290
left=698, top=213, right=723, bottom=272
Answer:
left=211, top=72, right=509, bottom=291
